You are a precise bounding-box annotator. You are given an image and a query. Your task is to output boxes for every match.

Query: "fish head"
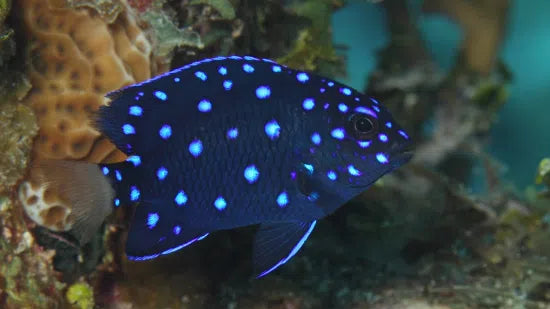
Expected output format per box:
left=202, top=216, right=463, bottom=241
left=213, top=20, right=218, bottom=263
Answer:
left=305, top=95, right=412, bottom=191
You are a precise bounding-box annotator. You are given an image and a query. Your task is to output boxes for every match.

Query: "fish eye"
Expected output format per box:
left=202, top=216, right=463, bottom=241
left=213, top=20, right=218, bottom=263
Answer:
left=349, top=113, right=377, bottom=139
left=355, top=117, right=373, bottom=132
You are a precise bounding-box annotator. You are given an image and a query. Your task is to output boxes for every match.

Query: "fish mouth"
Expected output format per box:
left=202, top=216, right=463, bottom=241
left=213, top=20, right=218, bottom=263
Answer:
left=349, top=149, right=413, bottom=189
left=389, top=142, right=414, bottom=166
left=390, top=151, right=413, bottom=166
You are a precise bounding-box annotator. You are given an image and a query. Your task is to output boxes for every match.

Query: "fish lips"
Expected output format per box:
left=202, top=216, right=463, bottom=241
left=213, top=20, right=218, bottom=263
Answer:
left=390, top=151, right=413, bottom=167
left=388, top=141, right=414, bottom=168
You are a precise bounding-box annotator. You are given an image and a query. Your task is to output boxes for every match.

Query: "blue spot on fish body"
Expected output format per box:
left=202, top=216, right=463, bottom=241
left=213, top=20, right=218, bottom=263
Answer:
left=223, top=80, right=233, bottom=90
left=147, top=213, right=160, bottom=229
left=197, top=99, right=212, bottom=112
left=174, top=190, right=188, bottom=206
left=129, top=105, right=143, bottom=116
left=122, top=124, right=135, bottom=135
left=256, top=86, right=271, bottom=99
left=276, top=192, right=289, bottom=207
left=214, top=196, right=227, bottom=210
left=127, top=155, right=141, bottom=166
left=159, top=125, right=172, bottom=139
left=154, top=91, right=167, bottom=101
left=227, top=128, right=239, bottom=139
left=96, top=55, right=412, bottom=277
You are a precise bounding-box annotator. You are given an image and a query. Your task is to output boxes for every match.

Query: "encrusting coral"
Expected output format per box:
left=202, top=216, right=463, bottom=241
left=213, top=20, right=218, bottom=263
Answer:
left=16, top=0, right=166, bottom=232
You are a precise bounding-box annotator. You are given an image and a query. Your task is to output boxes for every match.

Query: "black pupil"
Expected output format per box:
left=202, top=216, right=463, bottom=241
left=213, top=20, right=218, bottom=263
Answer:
left=355, top=117, right=373, bottom=133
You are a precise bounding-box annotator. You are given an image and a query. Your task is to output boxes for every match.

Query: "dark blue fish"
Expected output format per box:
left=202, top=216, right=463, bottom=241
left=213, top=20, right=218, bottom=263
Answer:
left=69, top=56, right=411, bottom=277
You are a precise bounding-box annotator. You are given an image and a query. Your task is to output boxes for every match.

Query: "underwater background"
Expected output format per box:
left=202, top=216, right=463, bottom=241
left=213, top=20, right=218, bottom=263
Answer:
left=0, top=0, right=549, bottom=308
left=333, top=0, right=550, bottom=192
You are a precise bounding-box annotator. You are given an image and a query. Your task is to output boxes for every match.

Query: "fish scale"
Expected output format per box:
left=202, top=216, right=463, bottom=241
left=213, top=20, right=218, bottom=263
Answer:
left=95, top=55, right=412, bottom=276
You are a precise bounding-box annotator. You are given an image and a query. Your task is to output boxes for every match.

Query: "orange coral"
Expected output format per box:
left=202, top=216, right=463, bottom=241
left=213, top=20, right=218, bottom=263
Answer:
left=21, top=0, right=158, bottom=163
left=16, top=0, right=167, bottom=232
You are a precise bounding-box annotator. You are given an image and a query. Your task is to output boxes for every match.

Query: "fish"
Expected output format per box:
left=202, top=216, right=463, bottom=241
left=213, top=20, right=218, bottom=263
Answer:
left=58, top=55, right=412, bottom=278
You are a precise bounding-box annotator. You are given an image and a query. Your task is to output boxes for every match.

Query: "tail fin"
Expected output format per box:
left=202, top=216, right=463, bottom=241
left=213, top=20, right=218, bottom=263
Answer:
left=22, top=159, right=115, bottom=244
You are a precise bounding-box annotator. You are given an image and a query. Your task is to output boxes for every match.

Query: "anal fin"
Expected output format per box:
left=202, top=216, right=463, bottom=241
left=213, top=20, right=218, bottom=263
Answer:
left=125, top=200, right=209, bottom=261
left=253, top=221, right=317, bottom=278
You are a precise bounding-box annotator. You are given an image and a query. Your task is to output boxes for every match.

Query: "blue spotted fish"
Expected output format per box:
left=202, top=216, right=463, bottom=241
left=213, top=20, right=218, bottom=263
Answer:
left=61, top=56, right=412, bottom=277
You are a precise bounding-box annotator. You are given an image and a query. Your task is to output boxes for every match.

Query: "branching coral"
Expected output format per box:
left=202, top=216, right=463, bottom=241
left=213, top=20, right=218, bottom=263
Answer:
left=422, top=0, right=511, bottom=75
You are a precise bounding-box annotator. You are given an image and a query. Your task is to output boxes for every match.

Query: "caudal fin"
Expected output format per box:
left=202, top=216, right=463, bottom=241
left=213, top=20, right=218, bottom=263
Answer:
left=21, top=159, right=115, bottom=244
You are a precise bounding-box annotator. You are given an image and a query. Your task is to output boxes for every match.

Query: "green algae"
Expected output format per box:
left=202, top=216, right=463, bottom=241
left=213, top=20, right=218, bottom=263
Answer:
left=0, top=0, right=11, bottom=42
left=276, top=0, right=343, bottom=74
left=0, top=103, right=37, bottom=193
left=0, top=0, right=13, bottom=64
left=472, top=79, right=509, bottom=110
left=536, top=158, right=550, bottom=187
left=535, top=158, right=550, bottom=199
left=190, top=0, right=235, bottom=19
left=0, top=0, right=9, bottom=21
left=141, top=7, right=204, bottom=59
left=66, top=282, right=94, bottom=309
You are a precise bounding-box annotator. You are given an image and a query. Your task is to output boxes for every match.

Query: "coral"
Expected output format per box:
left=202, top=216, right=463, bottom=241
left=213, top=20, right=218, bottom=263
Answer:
left=15, top=0, right=167, bottom=232
left=64, top=0, right=124, bottom=23
left=0, top=103, right=38, bottom=193
left=19, top=0, right=154, bottom=163
left=66, top=282, right=94, bottom=309
left=422, top=0, right=510, bottom=75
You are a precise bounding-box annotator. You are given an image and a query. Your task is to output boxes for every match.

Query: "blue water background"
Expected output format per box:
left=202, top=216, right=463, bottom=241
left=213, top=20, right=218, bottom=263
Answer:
left=332, top=0, right=550, bottom=190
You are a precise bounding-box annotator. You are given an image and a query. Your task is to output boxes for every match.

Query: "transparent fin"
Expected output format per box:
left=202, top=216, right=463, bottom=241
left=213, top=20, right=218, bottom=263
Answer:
left=36, top=159, right=114, bottom=244
left=253, top=221, right=317, bottom=278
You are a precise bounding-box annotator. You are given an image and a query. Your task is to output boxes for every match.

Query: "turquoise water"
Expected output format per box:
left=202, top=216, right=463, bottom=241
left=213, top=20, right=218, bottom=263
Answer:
left=332, top=0, right=550, bottom=190
left=331, top=1, right=388, bottom=90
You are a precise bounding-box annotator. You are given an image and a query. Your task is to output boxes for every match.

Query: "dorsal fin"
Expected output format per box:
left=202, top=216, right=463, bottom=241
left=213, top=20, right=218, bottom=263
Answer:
left=95, top=56, right=285, bottom=157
